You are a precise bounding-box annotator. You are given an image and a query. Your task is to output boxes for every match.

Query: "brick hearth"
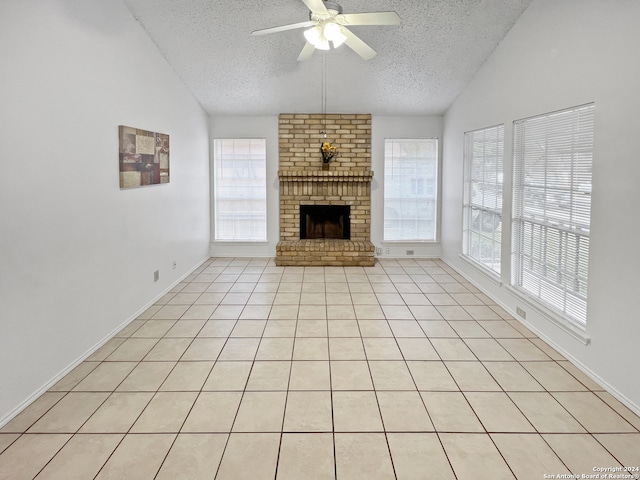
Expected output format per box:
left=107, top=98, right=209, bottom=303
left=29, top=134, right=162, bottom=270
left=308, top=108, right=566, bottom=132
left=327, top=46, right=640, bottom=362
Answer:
left=276, top=114, right=375, bottom=266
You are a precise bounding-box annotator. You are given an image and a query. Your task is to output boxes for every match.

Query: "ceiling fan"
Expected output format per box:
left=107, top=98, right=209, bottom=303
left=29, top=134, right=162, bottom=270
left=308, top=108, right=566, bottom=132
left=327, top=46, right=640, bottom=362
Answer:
left=251, top=0, right=401, bottom=61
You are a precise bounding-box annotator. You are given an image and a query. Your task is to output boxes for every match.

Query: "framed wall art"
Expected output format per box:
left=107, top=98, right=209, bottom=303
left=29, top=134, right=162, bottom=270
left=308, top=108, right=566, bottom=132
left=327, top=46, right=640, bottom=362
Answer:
left=119, top=125, right=170, bottom=188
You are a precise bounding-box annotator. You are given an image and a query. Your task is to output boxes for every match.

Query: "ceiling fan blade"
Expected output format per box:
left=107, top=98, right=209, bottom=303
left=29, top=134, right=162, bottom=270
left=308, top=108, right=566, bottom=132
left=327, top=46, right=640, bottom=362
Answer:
left=302, top=0, right=329, bottom=15
left=338, top=11, right=401, bottom=26
left=297, top=42, right=316, bottom=61
left=342, top=27, right=377, bottom=60
left=251, top=20, right=315, bottom=36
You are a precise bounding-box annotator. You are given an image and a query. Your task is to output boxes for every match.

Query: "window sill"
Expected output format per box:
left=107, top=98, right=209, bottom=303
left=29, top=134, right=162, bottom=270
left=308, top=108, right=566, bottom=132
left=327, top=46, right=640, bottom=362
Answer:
left=212, top=240, right=269, bottom=245
left=382, top=241, right=440, bottom=245
left=457, top=254, right=502, bottom=287
left=505, top=285, right=591, bottom=346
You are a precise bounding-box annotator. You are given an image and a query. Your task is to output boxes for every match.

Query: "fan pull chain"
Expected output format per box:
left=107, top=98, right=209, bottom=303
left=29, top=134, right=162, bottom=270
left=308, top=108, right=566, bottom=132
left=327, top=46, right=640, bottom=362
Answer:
left=322, top=51, right=327, bottom=138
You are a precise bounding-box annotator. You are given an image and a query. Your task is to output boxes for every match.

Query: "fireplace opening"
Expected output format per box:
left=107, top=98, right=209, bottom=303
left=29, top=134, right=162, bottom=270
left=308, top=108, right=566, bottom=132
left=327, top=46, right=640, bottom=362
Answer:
left=300, top=205, right=351, bottom=240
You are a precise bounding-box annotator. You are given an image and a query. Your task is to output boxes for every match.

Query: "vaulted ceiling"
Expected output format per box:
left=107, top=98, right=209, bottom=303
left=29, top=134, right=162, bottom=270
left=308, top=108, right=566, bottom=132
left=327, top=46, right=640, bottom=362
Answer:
left=124, top=0, right=533, bottom=116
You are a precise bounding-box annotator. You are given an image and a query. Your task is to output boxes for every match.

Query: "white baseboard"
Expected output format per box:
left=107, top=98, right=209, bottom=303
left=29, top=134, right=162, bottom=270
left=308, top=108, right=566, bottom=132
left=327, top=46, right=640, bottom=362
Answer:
left=0, top=256, right=211, bottom=429
left=6, top=255, right=637, bottom=428
left=443, top=258, right=640, bottom=418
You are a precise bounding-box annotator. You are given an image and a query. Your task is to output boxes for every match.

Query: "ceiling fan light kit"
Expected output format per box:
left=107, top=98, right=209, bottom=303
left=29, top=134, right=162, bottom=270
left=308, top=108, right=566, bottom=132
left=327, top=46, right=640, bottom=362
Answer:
left=323, top=22, right=347, bottom=46
left=303, top=22, right=346, bottom=50
left=251, top=0, right=400, bottom=61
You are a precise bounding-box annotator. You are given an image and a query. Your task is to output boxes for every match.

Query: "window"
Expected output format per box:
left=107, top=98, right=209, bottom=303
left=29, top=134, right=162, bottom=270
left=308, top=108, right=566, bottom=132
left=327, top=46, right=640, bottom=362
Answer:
left=213, top=139, right=267, bottom=242
left=463, top=125, right=504, bottom=275
left=512, top=104, right=594, bottom=327
left=384, top=139, right=438, bottom=241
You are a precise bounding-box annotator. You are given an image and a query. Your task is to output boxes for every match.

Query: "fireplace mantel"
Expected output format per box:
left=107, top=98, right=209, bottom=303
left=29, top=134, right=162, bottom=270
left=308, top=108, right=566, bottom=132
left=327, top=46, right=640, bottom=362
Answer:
left=278, top=170, right=373, bottom=182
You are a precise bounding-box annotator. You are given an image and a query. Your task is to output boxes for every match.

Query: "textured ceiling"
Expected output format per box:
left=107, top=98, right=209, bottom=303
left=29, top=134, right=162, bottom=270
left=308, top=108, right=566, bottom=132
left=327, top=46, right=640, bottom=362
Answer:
left=124, top=0, right=533, bottom=116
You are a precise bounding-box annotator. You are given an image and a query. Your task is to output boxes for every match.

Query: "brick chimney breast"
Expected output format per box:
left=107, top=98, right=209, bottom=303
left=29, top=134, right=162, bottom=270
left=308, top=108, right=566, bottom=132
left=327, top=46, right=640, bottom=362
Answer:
left=276, top=113, right=375, bottom=266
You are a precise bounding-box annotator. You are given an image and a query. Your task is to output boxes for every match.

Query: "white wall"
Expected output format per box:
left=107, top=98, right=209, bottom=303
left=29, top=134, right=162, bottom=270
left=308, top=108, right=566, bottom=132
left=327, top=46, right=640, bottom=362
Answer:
left=0, top=0, right=211, bottom=424
left=441, top=0, right=640, bottom=412
left=209, top=115, right=443, bottom=258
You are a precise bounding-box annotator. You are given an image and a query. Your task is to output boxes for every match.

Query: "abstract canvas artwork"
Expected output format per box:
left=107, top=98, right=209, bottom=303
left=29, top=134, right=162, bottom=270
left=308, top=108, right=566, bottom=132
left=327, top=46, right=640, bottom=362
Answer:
left=119, top=125, right=170, bottom=188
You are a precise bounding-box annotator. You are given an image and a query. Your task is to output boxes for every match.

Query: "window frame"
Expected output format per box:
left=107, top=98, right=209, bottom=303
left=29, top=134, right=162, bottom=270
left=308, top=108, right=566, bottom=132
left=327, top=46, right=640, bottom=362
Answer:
left=383, top=138, right=439, bottom=243
left=511, top=104, right=594, bottom=329
left=213, top=138, right=268, bottom=243
left=462, top=124, right=505, bottom=276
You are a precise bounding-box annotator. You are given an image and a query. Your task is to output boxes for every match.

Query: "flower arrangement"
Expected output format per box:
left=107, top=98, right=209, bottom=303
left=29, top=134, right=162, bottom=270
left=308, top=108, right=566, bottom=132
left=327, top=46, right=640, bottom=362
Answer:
left=321, top=141, right=338, bottom=163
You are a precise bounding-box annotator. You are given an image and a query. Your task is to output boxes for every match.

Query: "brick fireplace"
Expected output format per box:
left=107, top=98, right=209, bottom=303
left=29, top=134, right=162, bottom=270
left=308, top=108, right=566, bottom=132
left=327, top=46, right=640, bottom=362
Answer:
left=276, top=113, right=375, bottom=266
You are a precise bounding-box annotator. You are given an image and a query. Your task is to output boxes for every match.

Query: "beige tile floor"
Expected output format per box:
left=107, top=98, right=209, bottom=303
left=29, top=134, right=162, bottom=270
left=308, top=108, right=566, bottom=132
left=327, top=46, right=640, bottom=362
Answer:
left=1, top=257, right=639, bottom=479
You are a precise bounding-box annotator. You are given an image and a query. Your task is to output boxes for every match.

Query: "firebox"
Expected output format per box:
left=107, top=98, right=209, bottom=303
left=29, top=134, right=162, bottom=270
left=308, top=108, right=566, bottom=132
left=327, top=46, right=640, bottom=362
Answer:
left=300, top=205, right=351, bottom=240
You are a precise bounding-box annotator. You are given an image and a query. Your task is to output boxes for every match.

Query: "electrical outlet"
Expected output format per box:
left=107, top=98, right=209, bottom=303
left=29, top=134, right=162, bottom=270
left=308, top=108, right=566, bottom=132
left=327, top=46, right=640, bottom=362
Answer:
left=406, top=250, right=414, bottom=256
left=385, top=247, right=390, bottom=255
left=154, top=270, right=159, bottom=282
left=172, top=260, right=177, bottom=270
left=376, top=247, right=382, bottom=255
left=516, top=307, right=526, bottom=319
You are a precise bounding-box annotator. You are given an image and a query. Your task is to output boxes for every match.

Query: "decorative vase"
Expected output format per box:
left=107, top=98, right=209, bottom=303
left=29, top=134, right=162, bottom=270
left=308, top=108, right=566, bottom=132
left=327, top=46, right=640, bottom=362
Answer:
left=321, top=142, right=338, bottom=164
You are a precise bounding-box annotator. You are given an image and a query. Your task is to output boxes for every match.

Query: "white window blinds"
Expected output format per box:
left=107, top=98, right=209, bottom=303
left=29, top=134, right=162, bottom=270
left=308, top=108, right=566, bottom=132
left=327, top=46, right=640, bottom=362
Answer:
left=213, top=139, right=267, bottom=242
left=383, top=139, right=438, bottom=241
left=463, top=125, right=504, bottom=275
left=512, top=104, right=594, bottom=327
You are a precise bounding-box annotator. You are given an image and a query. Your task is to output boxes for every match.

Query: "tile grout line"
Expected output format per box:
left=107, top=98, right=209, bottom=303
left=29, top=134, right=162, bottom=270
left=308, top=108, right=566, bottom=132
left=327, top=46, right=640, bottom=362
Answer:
left=271, top=265, right=297, bottom=480
left=4, top=258, right=640, bottom=478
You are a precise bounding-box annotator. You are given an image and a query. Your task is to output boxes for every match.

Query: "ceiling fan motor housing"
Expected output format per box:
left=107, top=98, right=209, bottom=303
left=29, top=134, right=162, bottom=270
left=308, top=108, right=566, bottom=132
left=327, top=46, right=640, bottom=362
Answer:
left=324, top=1, right=343, bottom=14
left=310, top=1, right=343, bottom=19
